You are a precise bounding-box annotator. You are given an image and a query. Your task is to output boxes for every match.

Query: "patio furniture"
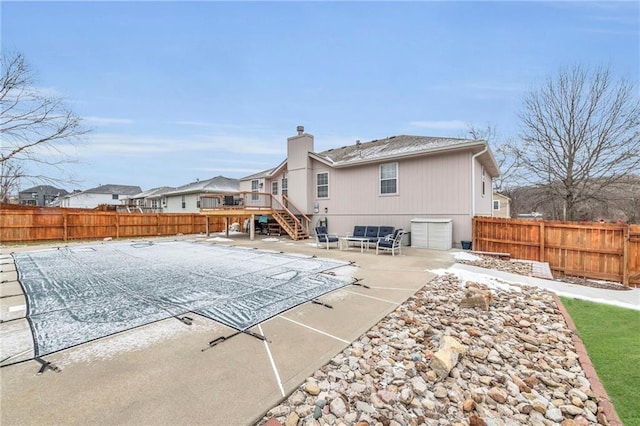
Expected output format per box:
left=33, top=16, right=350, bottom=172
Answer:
left=372, top=226, right=395, bottom=244
left=340, top=236, right=369, bottom=253
left=376, top=229, right=405, bottom=256
left=343, top=225, right=396, bottom=252
left=315, top=226, right=340, bottom=250
left=344, top=226, right=367, bottom=250
left=364, top=226, right=379, bottom=244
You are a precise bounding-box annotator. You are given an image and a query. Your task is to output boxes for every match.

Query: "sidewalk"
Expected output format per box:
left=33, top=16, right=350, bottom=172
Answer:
left=450, top=263, right=640, bottom=311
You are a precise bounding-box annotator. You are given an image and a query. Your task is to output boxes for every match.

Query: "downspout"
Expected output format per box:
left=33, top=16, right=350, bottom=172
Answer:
left=471, top=143, right=489, bottom=217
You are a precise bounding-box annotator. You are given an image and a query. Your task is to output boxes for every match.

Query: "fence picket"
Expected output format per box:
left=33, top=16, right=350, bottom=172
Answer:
left=0, top=204, right=247, bottom=244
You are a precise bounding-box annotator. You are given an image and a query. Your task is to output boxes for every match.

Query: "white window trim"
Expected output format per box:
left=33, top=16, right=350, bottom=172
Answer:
left=251, top=179, right=260, bottom=201
left=316, top=171, right=329, bottom=199
left=379, top=162, right=398, bottom=195
left=493, top=200, right=500, bottom=210
left=271, top=181, right=278, bottom=195
left=481, top=166, right=486, bottom=197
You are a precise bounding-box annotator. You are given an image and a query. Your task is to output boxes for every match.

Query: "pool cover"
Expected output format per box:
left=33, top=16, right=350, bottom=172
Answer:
left=13, top=241, right=352, bottom=357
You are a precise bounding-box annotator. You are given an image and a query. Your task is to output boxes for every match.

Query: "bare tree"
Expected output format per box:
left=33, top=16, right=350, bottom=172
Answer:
left=1, top=52, right=87, bottom=193
left=516, top=65, right=640, bottom=221
left=0, top=160, right=24, bottom=202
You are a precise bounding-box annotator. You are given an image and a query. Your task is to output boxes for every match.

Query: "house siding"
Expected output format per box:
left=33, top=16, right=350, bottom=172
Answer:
left=165, top=193, right=202, bottom=213
left=287, top=133, right=314, bottom=214
left=60, top=193, right=121, bottom=209
left=473, top=155, right=493, bottom=218
left=309, top=151, right=475, bottom=246
left=492, top=193, right=511, bottom=218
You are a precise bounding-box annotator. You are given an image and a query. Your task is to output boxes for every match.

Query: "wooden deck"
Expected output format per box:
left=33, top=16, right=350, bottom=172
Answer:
left=199, top=193, right=311, bottom=240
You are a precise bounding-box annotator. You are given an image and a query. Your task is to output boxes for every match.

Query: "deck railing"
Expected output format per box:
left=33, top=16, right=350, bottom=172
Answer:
left=200, top=192, right=273, bottom=210
left=282, top=194, right=311, bottom=235
left=199, top=192, right=311, bottom=239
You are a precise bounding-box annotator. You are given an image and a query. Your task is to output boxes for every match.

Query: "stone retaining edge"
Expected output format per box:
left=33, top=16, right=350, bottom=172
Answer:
left=552, top=293, right=623, bottom=426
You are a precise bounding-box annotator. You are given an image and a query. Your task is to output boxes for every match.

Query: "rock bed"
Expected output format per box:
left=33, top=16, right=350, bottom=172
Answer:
left=258, top=274, right=609, bottom=426
left=458, top=254, right=630, bottom=292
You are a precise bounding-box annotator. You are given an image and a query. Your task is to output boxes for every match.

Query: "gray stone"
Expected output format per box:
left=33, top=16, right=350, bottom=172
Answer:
left=329, top=397, right=347, bottom=417
left=545, top=407, right=564, bottom=422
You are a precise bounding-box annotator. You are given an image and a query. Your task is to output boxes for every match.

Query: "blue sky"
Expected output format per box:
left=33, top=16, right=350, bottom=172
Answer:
left=2, top=1, right=638, bottom=191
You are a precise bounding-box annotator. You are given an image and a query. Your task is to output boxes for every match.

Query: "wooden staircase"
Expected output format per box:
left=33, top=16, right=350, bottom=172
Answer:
left=272, top=210, right=309, bottom=240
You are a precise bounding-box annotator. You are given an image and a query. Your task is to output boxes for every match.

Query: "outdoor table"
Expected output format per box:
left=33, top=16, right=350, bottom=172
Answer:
left=341, top=237, right=370, bottom=253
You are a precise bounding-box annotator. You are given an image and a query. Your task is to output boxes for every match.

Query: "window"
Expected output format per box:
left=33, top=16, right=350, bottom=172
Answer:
left=281, top=178, right=288, bottom=196
left=482, top=166, right=486, bottom=196
left=380, top=163, right=398, bottom=194
left=493, top=200, right=500, bottom=210
left=31, top=192, right=37, bottom=198
left=151, top=199, right=158, bottom=209
left=181, top=195, right=186, bottom=209
left=271, top=181, right=278, bottom=195
left=317, top=172, right=329, bottom=198
left=251, top=179, right=259, bottom=201
left=196, top=195, right=201, bottom=209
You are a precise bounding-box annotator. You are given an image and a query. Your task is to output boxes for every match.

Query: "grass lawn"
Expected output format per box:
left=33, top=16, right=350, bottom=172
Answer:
left=560, top=297, right=640, bottom=426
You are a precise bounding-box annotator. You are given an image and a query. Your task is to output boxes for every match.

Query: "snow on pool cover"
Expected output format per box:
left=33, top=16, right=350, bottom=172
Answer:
left=13, top=241, right=352, bottom=357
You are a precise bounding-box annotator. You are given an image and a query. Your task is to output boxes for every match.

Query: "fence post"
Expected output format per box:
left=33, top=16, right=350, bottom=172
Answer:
left=156, top=214, right=160, bottom=236
left=472, top=216, right=476, bottom=250
left=116, top=212, right=120, bottom=238
left=539, top=221, right=545, bottom=262
left=623, top=225, right=630, bottom=287
left=63, top=209, right=68, bottom=241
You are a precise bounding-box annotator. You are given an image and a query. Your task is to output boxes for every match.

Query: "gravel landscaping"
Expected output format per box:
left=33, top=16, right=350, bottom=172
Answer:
left=258, top=259, right=615, bottom=426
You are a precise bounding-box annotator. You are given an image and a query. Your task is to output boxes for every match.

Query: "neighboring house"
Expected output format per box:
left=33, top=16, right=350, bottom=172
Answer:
left=57, top=184, right=142, bottom=209
left=18, top=185, right=68, bottom=207
left=162, top=176, right=239, bottom=213
left=121, top=186, right=175, bottom=212
left=492, top=193, right=511, bottom=218
left=238, top=126, right=500, bottom=246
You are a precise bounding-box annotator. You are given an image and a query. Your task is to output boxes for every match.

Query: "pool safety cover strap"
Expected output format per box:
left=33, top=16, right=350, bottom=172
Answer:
left=13, top=241, right=351, bottom=356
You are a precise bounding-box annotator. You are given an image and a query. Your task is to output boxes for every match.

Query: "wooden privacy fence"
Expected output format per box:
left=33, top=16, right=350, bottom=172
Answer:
left=0, top=205, right=247, bottom=243
left=473, top=216, right=640, bottom=288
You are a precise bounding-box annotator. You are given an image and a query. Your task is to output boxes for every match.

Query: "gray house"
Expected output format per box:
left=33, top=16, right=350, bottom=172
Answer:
left=121, top=186, right=175, bottom=212
left=18, top=185, right=68, bottom=207
left=161, top=176, right=239, bottom=213
left=57, top=184, right=142, bottom=209
left=237, top=126, right=500, bottom=246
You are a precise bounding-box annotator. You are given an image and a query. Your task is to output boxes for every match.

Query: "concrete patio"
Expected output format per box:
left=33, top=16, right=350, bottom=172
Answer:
left=0, top=234, right=455, bottom=425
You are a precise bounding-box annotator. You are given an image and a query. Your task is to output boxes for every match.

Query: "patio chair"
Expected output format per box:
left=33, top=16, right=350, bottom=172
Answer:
left=376, top=229, right=404, bottom=256
left=346, top=225, right=367, bottom=239
left=315, top=226, right=340, bottom=250
left=364, top=226, right=379, bottom=246
left=376, top=226, right=395, bottom=242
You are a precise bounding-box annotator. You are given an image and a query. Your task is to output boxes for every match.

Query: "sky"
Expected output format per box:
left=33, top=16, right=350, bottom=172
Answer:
left=2, top=1, right=638, bottom=192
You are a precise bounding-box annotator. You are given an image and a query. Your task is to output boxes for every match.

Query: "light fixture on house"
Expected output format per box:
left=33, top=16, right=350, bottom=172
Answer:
left=259, top=182, right=264, bottom=189
left=324, top=207, right=328, bottom=214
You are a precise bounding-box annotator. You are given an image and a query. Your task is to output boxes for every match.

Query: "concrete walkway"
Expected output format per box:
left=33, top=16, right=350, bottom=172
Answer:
left=451, top=263, right=640, bottom=311
left=0, top=235, right=454, bottom=425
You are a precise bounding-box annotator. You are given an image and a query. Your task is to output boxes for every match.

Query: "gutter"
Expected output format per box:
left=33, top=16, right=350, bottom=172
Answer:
left=471, top=142, right=489, bottom=216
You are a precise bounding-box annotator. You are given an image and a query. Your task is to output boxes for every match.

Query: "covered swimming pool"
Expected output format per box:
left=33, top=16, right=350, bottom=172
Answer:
left=13, top=240, right=353, bottom=357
